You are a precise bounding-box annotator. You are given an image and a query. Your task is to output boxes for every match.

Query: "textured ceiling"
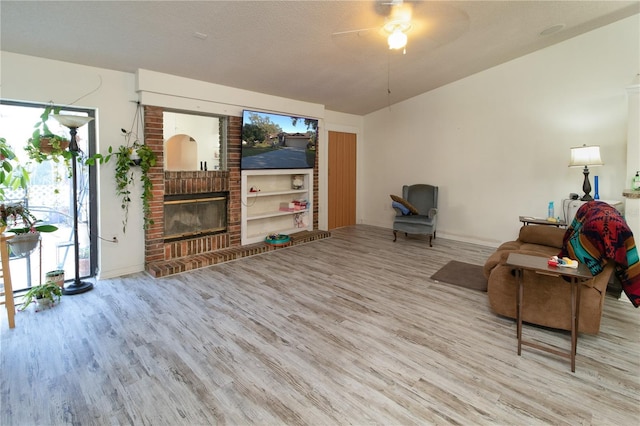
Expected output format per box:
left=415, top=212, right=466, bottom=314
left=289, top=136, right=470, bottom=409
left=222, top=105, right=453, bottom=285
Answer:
left=1, top=1, right=639, bottom=115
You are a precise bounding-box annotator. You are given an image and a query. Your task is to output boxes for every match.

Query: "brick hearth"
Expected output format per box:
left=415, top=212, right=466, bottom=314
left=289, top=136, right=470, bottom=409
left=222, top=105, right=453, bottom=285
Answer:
left=147, top=229, right=330, bottom=277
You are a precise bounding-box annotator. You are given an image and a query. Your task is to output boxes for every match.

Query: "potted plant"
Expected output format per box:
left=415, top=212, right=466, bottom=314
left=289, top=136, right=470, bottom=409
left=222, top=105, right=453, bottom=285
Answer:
left=24, top=105, right=72, bottom=168
left=0, top=203, right=58, bottom=256
left=19, top=281, right=62, bottom=311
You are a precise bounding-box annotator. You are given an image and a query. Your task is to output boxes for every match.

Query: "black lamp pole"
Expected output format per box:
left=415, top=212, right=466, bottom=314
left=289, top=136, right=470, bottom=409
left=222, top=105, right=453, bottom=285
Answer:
left=52, top=114, right=94, bottom=295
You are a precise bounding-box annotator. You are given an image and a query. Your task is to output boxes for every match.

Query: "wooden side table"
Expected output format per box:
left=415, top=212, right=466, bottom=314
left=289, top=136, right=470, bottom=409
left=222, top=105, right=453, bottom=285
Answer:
left=0, top=234, right=16, bottom=329
left=506, top=253, right=592, bottom=372
left=519, top=216, right=567, bottom=227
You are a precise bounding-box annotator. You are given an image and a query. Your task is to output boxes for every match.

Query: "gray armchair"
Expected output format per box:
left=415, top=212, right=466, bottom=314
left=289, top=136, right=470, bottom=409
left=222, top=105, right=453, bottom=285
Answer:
left=392, top=184, right=438, bottom=246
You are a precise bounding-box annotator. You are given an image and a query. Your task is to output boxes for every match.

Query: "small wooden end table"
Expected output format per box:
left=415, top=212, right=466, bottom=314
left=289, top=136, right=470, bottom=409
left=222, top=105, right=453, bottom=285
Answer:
left=519, top=216, right=567, bottom=227
left=506, top=253, right=592, bottom=372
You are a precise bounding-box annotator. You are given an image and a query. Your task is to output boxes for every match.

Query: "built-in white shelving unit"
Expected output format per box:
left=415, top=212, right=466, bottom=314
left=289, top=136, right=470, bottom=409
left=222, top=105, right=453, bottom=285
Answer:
left=241, top=169, right=313, bottom=245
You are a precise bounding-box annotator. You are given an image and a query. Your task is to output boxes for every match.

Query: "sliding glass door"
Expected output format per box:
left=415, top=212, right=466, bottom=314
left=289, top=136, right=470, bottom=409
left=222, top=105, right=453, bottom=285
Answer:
left=0, top=101, right=97, bottom=291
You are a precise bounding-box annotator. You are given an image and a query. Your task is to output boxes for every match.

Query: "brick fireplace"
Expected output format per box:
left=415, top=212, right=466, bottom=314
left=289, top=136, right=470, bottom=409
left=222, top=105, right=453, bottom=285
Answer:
left=163, top=192, right=228, bottom=240
left=142, top=106, right=326, bottom=277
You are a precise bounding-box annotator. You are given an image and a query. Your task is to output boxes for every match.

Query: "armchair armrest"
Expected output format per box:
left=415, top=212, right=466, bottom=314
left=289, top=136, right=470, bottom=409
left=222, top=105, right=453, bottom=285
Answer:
left=428, top=208, right=437, bottom=219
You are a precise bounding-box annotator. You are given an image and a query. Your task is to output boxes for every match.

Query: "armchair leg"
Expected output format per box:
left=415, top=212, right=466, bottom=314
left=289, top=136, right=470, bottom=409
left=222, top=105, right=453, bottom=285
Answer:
left=429, top=235, right=433, bottom=247
left=393, top=230, right=397, bottom=242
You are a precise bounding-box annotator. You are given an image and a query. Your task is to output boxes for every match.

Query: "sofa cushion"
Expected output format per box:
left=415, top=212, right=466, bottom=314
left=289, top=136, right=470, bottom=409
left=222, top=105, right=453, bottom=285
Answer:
left=518, top=225, right=565, bottom=249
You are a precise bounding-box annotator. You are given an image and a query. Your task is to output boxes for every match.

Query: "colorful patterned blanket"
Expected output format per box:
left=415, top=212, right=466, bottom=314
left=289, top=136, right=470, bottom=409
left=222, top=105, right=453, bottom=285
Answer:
left=559, top=201, right=640, bottom=308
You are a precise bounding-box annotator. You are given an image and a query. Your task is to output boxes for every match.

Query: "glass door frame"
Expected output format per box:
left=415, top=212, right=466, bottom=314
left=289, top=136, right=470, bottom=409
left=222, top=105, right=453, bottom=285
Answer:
left=0, top=99, right=98, bottom=284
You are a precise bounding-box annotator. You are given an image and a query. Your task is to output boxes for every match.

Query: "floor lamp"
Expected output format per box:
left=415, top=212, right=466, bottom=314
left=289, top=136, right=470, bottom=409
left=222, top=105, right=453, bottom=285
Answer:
left=52, top=114, right=94, bottom=295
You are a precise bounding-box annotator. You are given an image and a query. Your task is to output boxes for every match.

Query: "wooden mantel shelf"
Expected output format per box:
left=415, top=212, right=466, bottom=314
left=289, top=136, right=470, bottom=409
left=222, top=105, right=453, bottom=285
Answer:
left=622, top=189, right=640, bottom=199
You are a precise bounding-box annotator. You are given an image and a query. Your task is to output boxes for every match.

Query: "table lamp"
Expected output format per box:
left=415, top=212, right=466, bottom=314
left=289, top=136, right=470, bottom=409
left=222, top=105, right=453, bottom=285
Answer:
left=569, top=144, right=603, bottom=201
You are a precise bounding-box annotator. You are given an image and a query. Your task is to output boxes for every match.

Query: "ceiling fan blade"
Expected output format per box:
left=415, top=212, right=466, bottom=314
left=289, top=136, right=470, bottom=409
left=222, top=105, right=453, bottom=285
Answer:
left=331, top=27, right=377, bottom=37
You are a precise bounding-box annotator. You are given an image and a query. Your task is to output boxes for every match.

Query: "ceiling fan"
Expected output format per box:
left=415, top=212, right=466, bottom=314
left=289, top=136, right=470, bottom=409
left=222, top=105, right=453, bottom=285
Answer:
left=331, top=1, right=469, bottom=57
left=332, top=0, right=416, bottom=54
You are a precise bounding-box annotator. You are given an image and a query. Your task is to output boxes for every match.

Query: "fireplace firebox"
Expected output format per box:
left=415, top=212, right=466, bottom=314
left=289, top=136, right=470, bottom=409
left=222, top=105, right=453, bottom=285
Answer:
left=164, top=192, right=228, bottom=241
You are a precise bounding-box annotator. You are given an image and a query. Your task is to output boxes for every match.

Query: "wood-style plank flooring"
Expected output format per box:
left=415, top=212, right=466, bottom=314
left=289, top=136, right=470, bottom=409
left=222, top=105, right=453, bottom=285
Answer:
left=1, top=225, right=639, bottom=425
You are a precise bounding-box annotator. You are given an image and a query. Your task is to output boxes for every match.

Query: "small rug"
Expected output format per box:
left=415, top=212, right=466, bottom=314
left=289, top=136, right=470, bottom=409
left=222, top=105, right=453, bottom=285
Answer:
left=430, top=260, right=488, bottom=292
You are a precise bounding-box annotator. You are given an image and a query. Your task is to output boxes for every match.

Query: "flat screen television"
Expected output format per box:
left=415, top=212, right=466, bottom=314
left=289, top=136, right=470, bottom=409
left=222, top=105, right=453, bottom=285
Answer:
left=241, top=109, right=318, bottom=170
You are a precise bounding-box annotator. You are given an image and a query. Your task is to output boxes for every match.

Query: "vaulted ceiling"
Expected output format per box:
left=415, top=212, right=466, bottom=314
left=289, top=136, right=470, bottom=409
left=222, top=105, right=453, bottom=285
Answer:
left=1, top=1, right=638, bottom=115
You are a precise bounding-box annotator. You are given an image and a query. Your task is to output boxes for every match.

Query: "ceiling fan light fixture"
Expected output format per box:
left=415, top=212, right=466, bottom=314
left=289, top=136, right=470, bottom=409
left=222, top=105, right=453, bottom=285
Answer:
left=388, top=28, right=408, bottom=50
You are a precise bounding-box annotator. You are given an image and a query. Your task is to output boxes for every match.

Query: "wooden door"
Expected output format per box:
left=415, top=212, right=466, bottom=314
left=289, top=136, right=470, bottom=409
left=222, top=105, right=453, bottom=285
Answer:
left=328, top=131, right=357, bottom=229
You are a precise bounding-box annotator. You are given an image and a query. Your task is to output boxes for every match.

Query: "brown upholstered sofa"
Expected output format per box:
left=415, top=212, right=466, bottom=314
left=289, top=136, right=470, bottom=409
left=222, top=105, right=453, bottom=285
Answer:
left=483, top=225, right=614, bottom=334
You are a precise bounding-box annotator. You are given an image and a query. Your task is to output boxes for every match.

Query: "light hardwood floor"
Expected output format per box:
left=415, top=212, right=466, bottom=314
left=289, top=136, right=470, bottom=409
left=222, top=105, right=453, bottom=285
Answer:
left=1, top=225, right=639, bottom=425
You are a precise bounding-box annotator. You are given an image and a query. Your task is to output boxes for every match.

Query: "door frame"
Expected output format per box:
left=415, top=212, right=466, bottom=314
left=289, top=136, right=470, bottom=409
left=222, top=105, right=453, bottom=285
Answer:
left=0, top=99, right=98, bottom=283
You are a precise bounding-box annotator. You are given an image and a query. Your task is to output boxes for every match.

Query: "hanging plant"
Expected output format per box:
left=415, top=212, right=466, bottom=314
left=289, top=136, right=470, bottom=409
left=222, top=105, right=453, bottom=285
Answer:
left=24, top=105, right=72, bottom=172
left=136, top=143, right=156, bottom=230
left=108, top=103, right=156, bottom=233
left=112, top=144, right=135, bottom=233
left=25, top=105, right=109, bottom=177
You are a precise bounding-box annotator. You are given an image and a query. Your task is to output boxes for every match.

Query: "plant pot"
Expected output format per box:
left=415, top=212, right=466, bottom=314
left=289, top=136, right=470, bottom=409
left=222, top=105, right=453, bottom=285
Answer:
left=7, top=232, right=40, bottom=256
left=34, top=296, right=55, bottom=311
left=45, top=270, right=65, bottom=288
left=36, top=297, right=52, bottom=307
left=39, top=137, right=69, bottom=154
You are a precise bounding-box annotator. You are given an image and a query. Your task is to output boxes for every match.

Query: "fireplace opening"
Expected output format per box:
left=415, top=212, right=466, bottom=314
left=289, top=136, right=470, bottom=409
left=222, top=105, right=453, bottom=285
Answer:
left=164, top=192, right=228, bottom=241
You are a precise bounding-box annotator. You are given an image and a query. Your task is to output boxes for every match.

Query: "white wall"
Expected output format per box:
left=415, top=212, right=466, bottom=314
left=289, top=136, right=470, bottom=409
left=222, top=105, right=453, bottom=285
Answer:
left=361, top=15, right=639, bottom=246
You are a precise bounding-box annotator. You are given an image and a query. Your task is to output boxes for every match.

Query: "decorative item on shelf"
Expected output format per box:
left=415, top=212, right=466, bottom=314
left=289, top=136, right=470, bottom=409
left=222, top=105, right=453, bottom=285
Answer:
left=569, top=144, right=603, bottom=201
left=19, top=282, right=62, bottom=312
left=633, top=171, right=640, bottom=190
left=294, top=212, right=308, bottom=228
left=291, top=175, right=304, bottom=190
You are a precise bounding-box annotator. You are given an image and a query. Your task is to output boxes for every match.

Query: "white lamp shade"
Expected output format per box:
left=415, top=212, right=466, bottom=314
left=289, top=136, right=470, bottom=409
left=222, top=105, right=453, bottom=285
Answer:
left=569, top=145, right=603, bottom=167
left=51, top=114, right=94, bottom=129
left=388, top=29, right=408, bottom=50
